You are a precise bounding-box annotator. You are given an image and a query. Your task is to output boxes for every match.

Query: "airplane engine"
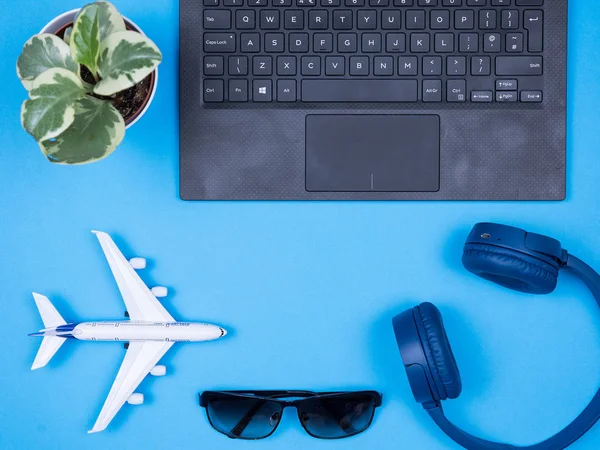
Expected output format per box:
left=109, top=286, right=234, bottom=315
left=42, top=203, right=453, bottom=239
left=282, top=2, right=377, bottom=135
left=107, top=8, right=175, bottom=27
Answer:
left=151, top=286, right=168, bottom=298
left=127, top=393, right=144, bottom=405
left=150, top=365, right=166, bottom=377
left=129, top=258, right=146, bottom=270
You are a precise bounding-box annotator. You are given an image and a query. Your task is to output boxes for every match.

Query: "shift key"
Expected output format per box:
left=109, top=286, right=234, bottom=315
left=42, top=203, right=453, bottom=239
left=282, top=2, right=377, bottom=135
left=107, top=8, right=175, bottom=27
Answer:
left=496, top=56, right=543, bottom=76
left=204, top=33, right=236, bottom=53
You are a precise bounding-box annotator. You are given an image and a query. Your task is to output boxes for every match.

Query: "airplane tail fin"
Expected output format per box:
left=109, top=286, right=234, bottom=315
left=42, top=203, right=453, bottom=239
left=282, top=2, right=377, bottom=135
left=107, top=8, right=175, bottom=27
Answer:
left=30, top=293, right=67, bottom=370
left=32, top=292, right=66, bottom=328
left=31, top=336, right=67, bottom=370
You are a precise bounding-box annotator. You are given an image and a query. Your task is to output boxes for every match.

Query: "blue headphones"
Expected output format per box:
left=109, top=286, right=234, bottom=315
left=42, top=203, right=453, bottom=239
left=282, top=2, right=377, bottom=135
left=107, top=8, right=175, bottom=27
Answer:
left=392, top=223, right=600, bottom=450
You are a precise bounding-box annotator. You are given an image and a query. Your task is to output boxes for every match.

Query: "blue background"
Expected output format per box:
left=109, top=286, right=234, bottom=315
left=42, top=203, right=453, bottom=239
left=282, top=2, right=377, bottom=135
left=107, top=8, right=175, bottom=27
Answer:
left=0, top=1, right=598, bottom=449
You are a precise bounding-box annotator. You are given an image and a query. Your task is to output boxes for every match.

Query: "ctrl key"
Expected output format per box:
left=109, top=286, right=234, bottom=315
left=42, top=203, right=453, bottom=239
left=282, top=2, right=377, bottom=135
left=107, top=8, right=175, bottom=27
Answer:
left=203, top=80, right=223, bottom=103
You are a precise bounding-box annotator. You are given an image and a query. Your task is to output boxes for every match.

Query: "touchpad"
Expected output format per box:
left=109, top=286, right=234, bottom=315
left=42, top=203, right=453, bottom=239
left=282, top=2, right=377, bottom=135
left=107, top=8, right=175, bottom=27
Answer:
left=306, top=115, right=440, bottom=192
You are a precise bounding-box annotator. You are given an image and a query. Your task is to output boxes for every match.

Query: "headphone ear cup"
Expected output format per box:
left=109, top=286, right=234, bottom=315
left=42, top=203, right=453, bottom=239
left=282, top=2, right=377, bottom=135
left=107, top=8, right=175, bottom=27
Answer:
left=415, top=303, right=462, bottom=401
left=462, top=243, right=559, bottom=295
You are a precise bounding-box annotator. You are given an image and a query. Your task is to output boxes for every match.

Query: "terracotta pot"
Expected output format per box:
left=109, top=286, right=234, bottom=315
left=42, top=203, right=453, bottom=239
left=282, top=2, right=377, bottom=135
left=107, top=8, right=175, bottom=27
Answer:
left=40, top=9, right=158, bottom=129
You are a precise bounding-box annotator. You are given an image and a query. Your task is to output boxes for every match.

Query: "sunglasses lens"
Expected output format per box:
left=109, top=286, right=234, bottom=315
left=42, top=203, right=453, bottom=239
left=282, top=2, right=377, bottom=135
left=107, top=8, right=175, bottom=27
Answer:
left=298, top=394, right=376, bottom=439
left=206, top=395, right=283, bottom=439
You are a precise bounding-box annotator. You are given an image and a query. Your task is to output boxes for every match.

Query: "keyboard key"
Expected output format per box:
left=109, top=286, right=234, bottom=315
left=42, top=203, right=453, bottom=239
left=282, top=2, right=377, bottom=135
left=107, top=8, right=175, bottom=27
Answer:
left=411, top=33, right=430, bottom=52
left=516, top=0, right=543, bottom=4
left=459, top=33, right=478, bottom=52
left=313, top=33, right=334, bottom=52
left=524, top=10, right=543, bottom=52
left=203, top=80, right=224, bottom=102
left=362, top=33, right=382, bottom=52
left=406, top=10, right=426, bottom=29
left=253, top=55, right=273, bottom=75
left=374, top=56, right=394, bottom=75
left=358, top=10, right=377, bottom=29
left=506, top=33, right=523, bottom=52
left=333, top=10, right=353, bottom=29
left=241, top=33, right=261, bottom=52
left=520, top=90, right=543, bottom=102
left=265, top=33, right=285, bottom=52
left=253, top=80, right=273, bottom=101
left=447, top=79, right=466, bottom=102
left=277, top=80, right=297, bottom=101
left=501, top=10, right=519, bottom=29
left=302, top=56, right=321, bottom=75
left=386, top=33, right=406, bottom=52
left=350, top=56, right=370, bottom=75
left=284, top=10, right=304, bottom=28
left=423, top=79, right=442, bottom=102
left=301, top=79, right=418, bottom=102
left=479, top=10, right=496, bottom=29
left=260, top=10, right=280, bottom=29
left=249, top=0, right=268, bottom=5
left=398, top=56, right=418, bottom=75
left=290, top=33, right=309, bottom=51
left=447, top=56, right=466, bottom=75
left=435, top=33, right=454, bottom=52
left=471, top=90, right=493, bottom=102
left=423, top=56, right=442, bottom=75
left=455, top=10, right=474, bottom=29
left=204, top=10, right=231, bottom=29
left=496, top=79, right=517, bottom=90
left=471, top=56, right=491, bottom=75
left=277, top=56, right=297, bottom=74
left=483, top=33, right=501, bottom=52
left=204, top=33, right=236, bottom=52
left=321, top=0, right=341, bottom=4
left=236, top=10, right=256, bottom=29
left=325, top=56, right=345, bottom=75
left=204, top=56, right=224, bottom=75
left=496, top=56, right=542, bottom=75
left=309, top=10, right=328, bottom=29
left=496, top=91, right=518, bottom=102
left=229, top=80, right=248, bottom=102
left=229, top=56, right=249, bottom=75
left=382, top=10, right=402, bottom=29
left=338, top=33, right=358, bottom=52
left=430, top=10, right=450, bottom=29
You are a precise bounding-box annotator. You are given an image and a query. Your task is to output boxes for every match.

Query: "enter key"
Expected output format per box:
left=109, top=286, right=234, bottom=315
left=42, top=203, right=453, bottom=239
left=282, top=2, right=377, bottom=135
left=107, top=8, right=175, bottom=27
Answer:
left=524, top=10, right=543, bottom=52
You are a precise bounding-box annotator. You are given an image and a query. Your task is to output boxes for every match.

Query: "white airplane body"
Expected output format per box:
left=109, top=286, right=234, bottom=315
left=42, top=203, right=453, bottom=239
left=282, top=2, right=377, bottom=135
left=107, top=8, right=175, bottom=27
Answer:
left=29, top=231, right=226, bottom=434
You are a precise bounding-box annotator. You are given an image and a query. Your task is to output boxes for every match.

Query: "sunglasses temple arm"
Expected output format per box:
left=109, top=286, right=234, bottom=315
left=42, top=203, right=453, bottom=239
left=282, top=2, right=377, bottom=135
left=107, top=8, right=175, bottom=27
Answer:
left=230, top=400, right=268, bottom=437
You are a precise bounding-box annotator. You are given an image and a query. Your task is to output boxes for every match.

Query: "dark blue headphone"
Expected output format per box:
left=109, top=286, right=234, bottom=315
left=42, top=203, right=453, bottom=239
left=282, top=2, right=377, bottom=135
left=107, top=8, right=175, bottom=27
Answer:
left=392, top=223, right=600, bottom=450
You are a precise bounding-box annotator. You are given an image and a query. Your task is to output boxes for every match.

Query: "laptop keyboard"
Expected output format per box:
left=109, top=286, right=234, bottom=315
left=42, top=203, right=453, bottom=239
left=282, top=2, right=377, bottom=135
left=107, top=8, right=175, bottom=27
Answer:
left=201, top=0, right=545, bottom=104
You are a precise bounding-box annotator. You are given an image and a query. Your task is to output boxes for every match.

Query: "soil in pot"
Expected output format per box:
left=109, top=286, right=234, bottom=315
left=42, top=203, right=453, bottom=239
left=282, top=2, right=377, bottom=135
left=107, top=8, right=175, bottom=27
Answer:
left=54, top=21, right=155, bottom=125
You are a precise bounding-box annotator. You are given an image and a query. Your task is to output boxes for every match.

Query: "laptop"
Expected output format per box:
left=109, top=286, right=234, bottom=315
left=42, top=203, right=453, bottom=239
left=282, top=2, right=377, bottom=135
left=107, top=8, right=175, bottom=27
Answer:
left=180, top=0, right=567, bottom=200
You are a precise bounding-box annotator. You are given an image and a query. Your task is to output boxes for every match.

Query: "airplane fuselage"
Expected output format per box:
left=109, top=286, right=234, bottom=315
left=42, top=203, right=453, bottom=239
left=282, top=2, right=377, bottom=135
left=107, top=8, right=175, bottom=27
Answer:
left=34, top=322, right=226, bottom=342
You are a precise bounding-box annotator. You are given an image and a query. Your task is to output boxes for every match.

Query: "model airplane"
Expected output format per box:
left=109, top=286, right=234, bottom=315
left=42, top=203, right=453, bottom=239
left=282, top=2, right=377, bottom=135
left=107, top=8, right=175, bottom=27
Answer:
left=29, top=231, right=227, bottom=434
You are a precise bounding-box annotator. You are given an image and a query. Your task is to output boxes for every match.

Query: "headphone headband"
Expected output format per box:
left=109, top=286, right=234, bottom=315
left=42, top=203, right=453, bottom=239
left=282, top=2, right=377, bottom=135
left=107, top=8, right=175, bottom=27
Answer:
left=392, top=223, right=600, bottom=450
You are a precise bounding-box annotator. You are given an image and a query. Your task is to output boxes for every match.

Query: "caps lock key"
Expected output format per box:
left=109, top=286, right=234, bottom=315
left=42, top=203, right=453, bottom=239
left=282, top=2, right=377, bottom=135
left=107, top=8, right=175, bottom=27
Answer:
left=204, top=33, right=236, bottom=53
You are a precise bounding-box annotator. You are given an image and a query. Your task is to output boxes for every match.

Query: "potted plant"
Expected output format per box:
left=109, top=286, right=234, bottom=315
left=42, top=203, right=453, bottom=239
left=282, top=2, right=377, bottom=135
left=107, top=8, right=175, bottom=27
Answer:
left=17, top=1, right=162, bottom=165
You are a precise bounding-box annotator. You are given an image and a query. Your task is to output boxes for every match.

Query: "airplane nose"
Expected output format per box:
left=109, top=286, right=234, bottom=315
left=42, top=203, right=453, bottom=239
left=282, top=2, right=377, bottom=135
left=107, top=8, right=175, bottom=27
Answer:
left=219, top=327, right=227, bottom=337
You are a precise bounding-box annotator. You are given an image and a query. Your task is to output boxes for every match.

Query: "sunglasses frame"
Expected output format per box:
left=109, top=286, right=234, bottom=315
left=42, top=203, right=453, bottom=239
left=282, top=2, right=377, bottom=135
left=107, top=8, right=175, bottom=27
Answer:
left=199, top=390, right=383, bottom=440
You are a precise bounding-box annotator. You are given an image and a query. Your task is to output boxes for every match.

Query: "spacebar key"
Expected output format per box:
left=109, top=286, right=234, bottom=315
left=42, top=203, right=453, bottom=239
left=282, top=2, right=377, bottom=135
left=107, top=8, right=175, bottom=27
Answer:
left=302, top=80, right=418, bottom=102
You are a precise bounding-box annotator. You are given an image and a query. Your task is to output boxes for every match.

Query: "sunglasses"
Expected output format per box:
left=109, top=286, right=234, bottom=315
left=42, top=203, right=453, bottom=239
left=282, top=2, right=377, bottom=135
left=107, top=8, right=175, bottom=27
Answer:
left=199, top=390, right=382, bottom=440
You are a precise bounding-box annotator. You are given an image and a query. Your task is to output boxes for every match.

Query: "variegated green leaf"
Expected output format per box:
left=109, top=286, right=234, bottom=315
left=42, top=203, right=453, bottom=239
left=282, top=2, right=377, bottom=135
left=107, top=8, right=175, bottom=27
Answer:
left=39, top=96, right=125, bottom=165
left=94, top=31, right=162, bottom=96
left=21, top=68, right=86, bottom=142
left=94, top=1, right=126, bottom=40
left=63, top=27, right=73, bottom=45
left=70, top=3, right=102, bottom=77
left=16, top=34, right=78, bottom=90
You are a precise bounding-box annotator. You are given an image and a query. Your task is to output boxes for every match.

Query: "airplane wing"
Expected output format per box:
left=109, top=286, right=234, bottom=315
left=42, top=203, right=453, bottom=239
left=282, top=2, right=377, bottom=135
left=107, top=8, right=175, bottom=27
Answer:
left=88, top=341, right=174, bottom=434
left=93, top=231, right=174, bottom=322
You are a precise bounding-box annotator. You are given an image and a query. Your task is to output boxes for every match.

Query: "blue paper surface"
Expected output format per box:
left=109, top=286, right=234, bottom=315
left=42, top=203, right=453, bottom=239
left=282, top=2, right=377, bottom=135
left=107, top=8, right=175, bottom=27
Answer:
left=0, top=1, right=599, bottom=449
